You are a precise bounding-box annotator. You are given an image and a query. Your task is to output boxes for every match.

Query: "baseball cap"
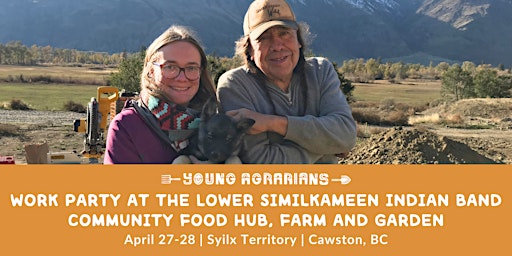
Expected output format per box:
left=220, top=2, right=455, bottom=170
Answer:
left=243, top=0, right=298, bottom=39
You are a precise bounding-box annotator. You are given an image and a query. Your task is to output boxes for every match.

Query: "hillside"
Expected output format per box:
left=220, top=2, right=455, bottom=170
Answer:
left=1, top=0, right=512, bottom=66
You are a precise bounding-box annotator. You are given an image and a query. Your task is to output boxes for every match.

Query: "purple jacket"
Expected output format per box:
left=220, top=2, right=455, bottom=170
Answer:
left=104, top=107, right=179, bottom=164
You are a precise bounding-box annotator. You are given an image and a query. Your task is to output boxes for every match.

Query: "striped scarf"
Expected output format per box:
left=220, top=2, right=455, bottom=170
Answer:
left=147, top=95, right=200, bottom=151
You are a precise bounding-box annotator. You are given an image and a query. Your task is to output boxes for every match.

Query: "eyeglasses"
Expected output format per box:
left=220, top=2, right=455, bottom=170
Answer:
left=153, top=62, right=201, bottom=80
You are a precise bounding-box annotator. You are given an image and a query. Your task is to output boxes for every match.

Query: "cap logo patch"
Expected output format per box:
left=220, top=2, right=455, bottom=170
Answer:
left=257, top=4, right=281, bottom=18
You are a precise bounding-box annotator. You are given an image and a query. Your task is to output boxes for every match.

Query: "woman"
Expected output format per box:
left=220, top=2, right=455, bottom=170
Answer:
left=104, top=25, right=216, bottom=164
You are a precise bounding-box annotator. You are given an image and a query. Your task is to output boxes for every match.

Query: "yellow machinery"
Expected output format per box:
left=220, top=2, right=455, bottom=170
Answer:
left=73, top=86, right=119, bottom=163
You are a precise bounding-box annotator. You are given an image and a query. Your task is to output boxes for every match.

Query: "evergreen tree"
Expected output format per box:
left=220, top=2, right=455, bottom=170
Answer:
left=108, top=49, right=145, bottom=93
left=441, top=64, right=473, bottom=101
left=333, top=62, right=355, bottom=103
left=473, top=68, right=500, bottom=98
left=497, top=76, right=512, bottom=98
left=206, top=55, right=227, bottom=85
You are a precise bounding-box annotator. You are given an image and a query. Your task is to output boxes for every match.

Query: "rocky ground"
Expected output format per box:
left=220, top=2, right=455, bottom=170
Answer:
left=1, top=98, right=511, bottom=164
left=0, top=110, right=86, bottom=164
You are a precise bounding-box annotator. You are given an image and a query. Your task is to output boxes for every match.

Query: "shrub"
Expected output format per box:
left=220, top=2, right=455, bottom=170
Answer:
left=444, top=114, right=464, bottom=124
left=351, top=109, right=381, bottom=125
left=379, top=98, right=396, bottom=111
left=64, top=100, right=86, bottom=113
left=9, top=99, right=31, bottom=110
left=356, top=123, right=369, bottom=138
left=30, top=75, right=53, bottom=83
left=350, top=101, right=377, bottom=108
left=356, top=123, right=386, bottom=138
left=384, top=110, right=409, bottom=126
left=408, top=113, right=441, bottom=125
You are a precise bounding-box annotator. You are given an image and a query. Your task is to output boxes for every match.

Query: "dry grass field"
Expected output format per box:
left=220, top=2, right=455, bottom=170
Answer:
left=0, top=64, right=114, bottom=83
left=0, top=83, right=100, bottom=111
left=0, top=64, right=115, bottom=111
left=352, top=79, right=442, bottom=106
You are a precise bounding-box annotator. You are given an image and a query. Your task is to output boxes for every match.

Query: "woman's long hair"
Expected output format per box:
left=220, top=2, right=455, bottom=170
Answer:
left=140, top=25, right=216, bottom=110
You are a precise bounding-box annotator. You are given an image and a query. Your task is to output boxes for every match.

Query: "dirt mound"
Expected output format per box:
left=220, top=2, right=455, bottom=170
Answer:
left=340, top=127, right=496, bottom=164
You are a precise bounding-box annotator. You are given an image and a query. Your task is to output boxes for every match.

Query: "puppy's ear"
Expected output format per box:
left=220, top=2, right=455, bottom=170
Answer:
left=236, top=118, right=255, bottom=133
left=201, top=97, right=218, bottom=121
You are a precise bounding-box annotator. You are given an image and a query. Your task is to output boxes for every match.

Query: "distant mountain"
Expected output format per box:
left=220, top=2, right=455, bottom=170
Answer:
left=1, top=0, right=512, bottom=66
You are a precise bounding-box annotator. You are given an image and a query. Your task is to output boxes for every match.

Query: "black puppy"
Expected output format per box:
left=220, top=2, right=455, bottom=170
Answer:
left=173, top=98, right=255, bottom=164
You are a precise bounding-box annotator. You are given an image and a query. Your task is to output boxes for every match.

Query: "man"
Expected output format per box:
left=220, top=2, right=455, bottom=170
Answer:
left=217, top=0, right=356, bottom=163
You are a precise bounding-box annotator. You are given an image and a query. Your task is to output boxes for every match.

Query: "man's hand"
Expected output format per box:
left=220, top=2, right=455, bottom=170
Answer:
left=226, top=108, right=288, bottom=136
